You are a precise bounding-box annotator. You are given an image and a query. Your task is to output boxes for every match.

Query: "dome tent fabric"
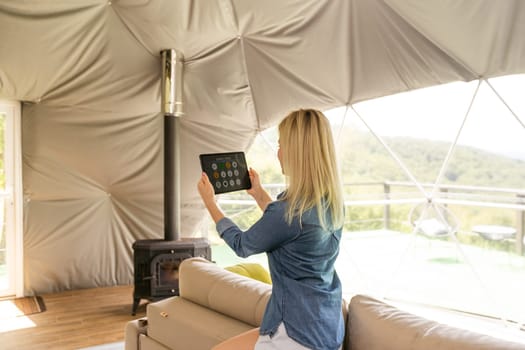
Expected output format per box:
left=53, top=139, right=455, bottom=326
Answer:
left=0, top=0, right=524, bottom=294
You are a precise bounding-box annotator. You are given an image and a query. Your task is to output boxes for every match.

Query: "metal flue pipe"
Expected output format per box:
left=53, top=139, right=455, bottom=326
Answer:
left=161, top=49, right=184, bottom=241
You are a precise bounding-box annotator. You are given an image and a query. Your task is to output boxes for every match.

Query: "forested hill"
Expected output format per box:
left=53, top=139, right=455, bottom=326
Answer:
left=339, top=132, right=525, bottom=189
left=248, top=130, right=525, bottom=189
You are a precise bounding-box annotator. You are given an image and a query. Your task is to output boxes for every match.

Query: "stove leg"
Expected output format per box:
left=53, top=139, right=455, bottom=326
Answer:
left=132, top=296, right=141, bottom=316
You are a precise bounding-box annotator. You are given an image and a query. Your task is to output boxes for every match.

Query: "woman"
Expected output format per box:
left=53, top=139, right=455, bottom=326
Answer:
left=197, top=109, right=345, bottom=350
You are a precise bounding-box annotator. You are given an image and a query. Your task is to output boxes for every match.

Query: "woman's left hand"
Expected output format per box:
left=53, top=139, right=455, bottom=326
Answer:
left=197, top=172, right=216, bottom=204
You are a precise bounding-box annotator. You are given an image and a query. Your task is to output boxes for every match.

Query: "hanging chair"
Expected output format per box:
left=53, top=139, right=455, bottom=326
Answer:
left=408, top=201, right=460, bottom=238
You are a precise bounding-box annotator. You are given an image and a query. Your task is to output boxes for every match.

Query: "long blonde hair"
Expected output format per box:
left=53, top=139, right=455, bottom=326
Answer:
left=278, top=109, right=344, bottom=230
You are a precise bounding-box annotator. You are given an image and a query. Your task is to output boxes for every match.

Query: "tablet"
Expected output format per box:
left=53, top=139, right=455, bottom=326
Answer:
left=199, top=152, right=252, bottom=194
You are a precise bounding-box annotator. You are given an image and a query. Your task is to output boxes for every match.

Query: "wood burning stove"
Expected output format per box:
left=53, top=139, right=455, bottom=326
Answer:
left=131, top=49, right=212, bottom=315
left=132, top=238, right=211, bottom=315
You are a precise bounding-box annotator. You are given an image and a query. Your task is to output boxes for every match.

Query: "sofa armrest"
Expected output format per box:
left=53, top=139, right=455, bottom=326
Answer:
left=147, top=297, right=255, bottom=350
left=178, top=257, right=272, bottom=327
left=125, top=318, right=148, bottom=350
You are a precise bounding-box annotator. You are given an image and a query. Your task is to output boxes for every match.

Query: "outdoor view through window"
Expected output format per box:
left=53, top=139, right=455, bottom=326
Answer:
left=208, top=75, right=525, bottom=333
left=0, top=112, right=6, bottom=293
left=0, top=100, right=19, bottom=299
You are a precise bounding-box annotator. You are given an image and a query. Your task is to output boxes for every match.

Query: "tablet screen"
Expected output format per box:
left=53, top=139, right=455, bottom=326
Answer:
left=199, top=152, right=251, bottom=194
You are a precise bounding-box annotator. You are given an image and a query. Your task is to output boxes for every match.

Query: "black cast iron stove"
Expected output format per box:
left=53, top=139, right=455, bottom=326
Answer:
left=131, top=238, right=210, bottom=315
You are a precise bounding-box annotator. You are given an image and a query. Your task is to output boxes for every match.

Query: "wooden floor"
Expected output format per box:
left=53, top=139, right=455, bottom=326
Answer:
left=0, top=285, right=147, bottom=350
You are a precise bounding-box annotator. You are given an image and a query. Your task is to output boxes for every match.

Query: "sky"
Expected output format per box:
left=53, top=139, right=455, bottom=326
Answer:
left=324, top=74, right=525, bottom=161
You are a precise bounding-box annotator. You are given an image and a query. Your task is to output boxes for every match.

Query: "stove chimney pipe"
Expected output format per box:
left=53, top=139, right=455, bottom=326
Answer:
left=161, top=49, right=184, bottom=241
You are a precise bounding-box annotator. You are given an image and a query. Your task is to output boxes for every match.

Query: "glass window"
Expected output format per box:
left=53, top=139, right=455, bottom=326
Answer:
left=207, top=76, right=525, bottom=336
left=0, top=100, right=22, bottom=297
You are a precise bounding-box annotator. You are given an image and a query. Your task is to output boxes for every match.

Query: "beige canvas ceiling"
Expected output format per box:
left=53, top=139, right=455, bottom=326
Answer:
left=0, top=0, right=524, bottom=295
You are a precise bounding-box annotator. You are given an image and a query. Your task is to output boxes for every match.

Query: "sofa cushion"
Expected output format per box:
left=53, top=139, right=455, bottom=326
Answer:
left=347, top=294, right=525, bottom=350
left=178, top=257, right=272, bottom=327
left=210, top=327, right=260, bottom=350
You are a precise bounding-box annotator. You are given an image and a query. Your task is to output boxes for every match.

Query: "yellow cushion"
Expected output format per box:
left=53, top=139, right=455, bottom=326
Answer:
left=225, top=263, right=272, bottom=284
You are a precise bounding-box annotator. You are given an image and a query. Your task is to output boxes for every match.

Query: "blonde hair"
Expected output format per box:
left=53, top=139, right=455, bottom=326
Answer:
left=278, top=109, right=344, bottom=230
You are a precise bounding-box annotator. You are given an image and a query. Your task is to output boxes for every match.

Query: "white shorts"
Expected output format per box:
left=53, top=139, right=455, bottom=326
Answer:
left=254, top=322, right=343, bottom=350
left=254, top=323, right=311, bottom=350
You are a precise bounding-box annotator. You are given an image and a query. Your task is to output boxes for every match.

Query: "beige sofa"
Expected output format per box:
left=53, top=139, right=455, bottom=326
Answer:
left=125, top=257, right=525, bottom=350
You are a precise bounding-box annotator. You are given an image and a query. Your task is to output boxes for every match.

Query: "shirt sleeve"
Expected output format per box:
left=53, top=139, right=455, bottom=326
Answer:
left=216, top=201, right=299, bottom=258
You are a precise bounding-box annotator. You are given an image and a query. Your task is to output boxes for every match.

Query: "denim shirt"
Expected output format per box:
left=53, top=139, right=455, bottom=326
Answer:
left=216, top=196, right=344, bottom=350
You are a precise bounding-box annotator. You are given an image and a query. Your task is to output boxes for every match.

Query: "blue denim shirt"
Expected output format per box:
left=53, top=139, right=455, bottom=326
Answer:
left=216, top=196, right=344, bottom=350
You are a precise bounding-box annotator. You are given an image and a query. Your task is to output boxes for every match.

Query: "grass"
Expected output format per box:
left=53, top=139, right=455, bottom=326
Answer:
left=427, top=256, right=462, bottom=264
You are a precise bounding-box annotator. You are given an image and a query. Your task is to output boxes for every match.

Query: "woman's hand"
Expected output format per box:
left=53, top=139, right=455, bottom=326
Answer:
left=197, top=172, right=225, bottom=223
left=197, top=172, right=216, bottom=205
left=246, top=167, right=263, bottom=198
left=246, top=168, right=272, bottom=211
